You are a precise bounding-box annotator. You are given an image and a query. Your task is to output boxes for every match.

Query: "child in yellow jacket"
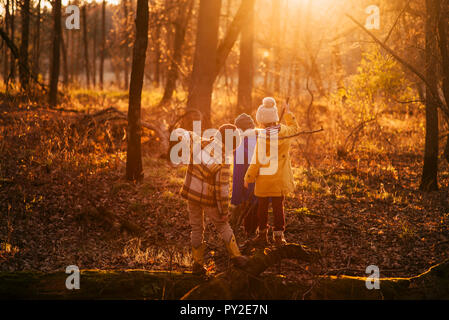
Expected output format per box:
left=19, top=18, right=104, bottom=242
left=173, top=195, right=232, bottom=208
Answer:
left=244, top=97, right=299, bottom=246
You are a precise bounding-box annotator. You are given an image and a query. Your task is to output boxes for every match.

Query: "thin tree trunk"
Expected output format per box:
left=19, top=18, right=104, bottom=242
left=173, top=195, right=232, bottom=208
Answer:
left=272, top=0, right=281, bottom=93
left=420, top=0, right=439, bottom=191
left=60, top=30, right=68, bottom=87
left=186, top=0, right=222, bottom=128
left=82, top=5, right=90, bottom=87
left=48, top=0, right=61, bottom=107
left=123, top=0, right=129, bottom=90
left=100, top=0, right=106, bottom=90
left=438, top=0, right=449, bottom=107
left=438, top=0, right=449, bottom=163
left=153, top=24, right=161, bottom=88
left=237, top=0, right=254, bottom=114
left=126, top=0, right=149, bottom=181
left=3, top=0, right=10, bottom=84
left=32, top=0, right=41, bottom=79
left=186, top=0, right=254, bottom=127
left=19, top=0, right=30, bottom=89
left=160, top=0, right=193, bottom=105
left=93, top=5, right=97, bottom=88
left=9, top=0, right=16, bottom=83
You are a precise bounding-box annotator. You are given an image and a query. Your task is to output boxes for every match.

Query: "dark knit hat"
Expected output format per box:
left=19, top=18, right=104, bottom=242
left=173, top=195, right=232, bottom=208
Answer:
left=234, top=113, right=255, bottom=131
left=215, top=124, right=241, bottom=151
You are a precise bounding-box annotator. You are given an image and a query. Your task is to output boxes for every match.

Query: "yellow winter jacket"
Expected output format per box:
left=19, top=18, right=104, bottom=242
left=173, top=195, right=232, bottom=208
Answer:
left=244, top=112, right=299, bottom=197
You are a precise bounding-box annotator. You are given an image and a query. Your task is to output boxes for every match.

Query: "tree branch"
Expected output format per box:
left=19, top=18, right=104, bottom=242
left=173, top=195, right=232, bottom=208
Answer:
left=345, top=14, right=449, bottom=118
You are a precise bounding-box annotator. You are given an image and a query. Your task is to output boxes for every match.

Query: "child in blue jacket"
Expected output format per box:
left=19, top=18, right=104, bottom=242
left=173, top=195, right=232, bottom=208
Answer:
left=231, top=113, right=258, bottom=236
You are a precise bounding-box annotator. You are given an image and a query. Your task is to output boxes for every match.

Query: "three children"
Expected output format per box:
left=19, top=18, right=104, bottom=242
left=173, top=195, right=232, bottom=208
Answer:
left=178, top=97, right=298, bottom=274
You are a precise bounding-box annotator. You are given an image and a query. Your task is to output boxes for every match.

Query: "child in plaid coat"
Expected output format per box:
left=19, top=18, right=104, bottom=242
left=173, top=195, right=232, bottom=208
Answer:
left=176, top=124, right=248, bottom=274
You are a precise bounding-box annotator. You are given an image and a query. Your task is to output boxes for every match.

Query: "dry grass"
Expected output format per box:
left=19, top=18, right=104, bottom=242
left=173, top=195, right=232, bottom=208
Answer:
left=1, top=88, right=448, bottom=279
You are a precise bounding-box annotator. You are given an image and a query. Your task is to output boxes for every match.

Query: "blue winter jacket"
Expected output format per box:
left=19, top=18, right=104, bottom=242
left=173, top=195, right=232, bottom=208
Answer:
left=231, top=136, right=257, bottom=205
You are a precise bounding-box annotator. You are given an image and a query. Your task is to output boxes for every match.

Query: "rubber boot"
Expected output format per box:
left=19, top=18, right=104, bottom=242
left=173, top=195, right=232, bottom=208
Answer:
left=253, top=228, right=269, bottom=247
left=192, top=243, right=207, bottom=275
left=273, top=231, right=287, bottom=247
left=224, top=235, right=249, bottom=268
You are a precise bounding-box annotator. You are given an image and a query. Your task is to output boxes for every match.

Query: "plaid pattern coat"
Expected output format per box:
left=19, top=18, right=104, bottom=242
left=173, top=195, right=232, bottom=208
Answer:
left=178, top=130, right=231, bottom=217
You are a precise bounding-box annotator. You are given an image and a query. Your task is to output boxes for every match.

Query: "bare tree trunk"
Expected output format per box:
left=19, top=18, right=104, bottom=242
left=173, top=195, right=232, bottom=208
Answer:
left=237, top=0, right=254, bottom=114
left=9, top=0, right=16, bottom=84
left=100, top=0, right=106, bottom=90
left=272, top=0, right=281, bottom=93
left=438, top=0, right=449, bottom=163
left=215, top=0, right=256, bottom=78
left=153, top=23, right=161, bottom=88
left=82, top=5, right=90, bottom=87
left=48, top=0, right=61, bottom=107
left=19, top=0, right=30, bottom=89
left=126, top=0, right=149, bottom=181
left=32, top=0, right=41, bottom=79
left=186, top=0, right=222, bottom=128
left=438, top=0, right=449, bottom=107
left=60, top=30, right=68, bottom=87
left=93, top=4, right=97, bottom=88
left=123, top=0, right=129, bottom=90
left=332, top=44, right=344, bottom=91
left=420, top=0, right=439, bottom=191
left=3, top=0, right=10, bottom=84
left=160, top=0, right=193, bottom=105
left=186, top=0, right=255, bottom=127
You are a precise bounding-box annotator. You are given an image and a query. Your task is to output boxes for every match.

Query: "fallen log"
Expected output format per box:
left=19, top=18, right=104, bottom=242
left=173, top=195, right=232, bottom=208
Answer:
left=311, top=259, right=449, bottom=300
left=0, top=244, right=447, bottom=300
left=0, top=270, right=203, bottom=300
left=181, top=244, right=320, bottom=300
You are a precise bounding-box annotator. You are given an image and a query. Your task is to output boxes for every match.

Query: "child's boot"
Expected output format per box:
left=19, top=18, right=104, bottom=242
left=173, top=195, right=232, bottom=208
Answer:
left=253, top=228, right=269, bottom=247
left=273, top=231, right=287, bottom=246
left=192, top=243, right=207, bottom=275
left=225, top=235, right=249, bottom=268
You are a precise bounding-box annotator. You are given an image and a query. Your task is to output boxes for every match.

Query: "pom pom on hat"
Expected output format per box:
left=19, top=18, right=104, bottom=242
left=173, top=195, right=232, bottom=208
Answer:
left=262, top=97, right=276, bottom=108
left=256, top=97, right=279, bottom=124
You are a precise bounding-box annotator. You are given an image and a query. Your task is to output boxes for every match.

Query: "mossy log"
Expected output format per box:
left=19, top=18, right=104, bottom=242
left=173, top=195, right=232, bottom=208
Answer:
left=0, top=270, right=203, bottom=300
left=311, top=259, right=449, bottom=300
left=1, top=244, right=448, bottom=300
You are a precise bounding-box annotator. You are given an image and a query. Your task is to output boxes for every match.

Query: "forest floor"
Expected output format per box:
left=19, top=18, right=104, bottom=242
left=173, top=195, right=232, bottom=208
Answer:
left=1, top=92, right=449, bottom=286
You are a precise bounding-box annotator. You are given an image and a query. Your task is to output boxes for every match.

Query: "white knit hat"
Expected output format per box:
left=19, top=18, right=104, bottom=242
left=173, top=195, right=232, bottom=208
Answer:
left=256, top=97, right=279, bottom=125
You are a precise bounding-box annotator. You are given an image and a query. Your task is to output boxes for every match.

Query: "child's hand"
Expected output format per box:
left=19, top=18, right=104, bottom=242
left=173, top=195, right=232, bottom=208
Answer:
left=244, top=180, right=249, bottom=189
left=221, top=214, right=229, bottom=222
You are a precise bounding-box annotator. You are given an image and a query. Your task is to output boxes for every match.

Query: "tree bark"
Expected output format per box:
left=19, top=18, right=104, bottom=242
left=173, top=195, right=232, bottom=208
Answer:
left=19, top=0, right=30, bottom=89
left=437, top=0, right=449, bottom=109
left=159, top=0, right=193, bottom=105
left=185, top=0, right=222, bottom=128
left=126, top=0, right=149, bottom=182
left=3, top=0, right=10, bottom=84
left=153, top=23, right=161, bottom=88
left=439, top=0, right=449, bottom=163
left=272, top=0, right=281, bottom=93
left=236, top=0, right=254, bottom=114
left=48, top=0, right=61, bottom=107
left=9, top=0, right=16, bottom=83
left=186, top=0, right=255, bottom=127
left=93, top=5, right=98, bottom=88
left=32, top=0, right=41, bottom=79
left=82, top=5, right=91, bottom=87
left=100, top=0, right=106, bottom=90
left=215, top=0, right=256, bottom=78
left=60, top=30, right=69, bottom=87
left=123, top=0, right=129, bottom=90
left=420, top=0, right=439, bottom=191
